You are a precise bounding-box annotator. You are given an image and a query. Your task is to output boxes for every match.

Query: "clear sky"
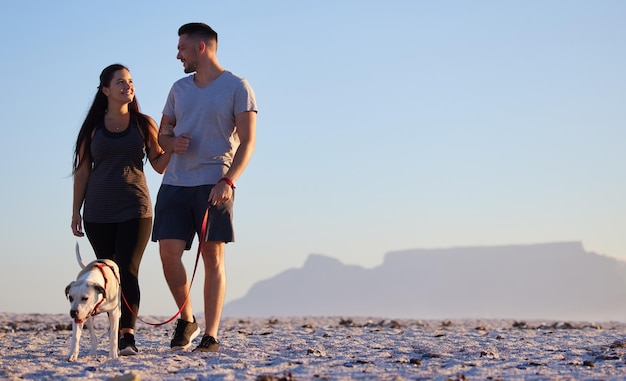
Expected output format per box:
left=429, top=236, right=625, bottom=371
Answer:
left=1, top=1, right=624, bottom=316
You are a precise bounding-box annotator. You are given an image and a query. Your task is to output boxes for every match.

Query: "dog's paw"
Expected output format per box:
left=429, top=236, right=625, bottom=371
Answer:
left=67, top=353, right=78, bottom=362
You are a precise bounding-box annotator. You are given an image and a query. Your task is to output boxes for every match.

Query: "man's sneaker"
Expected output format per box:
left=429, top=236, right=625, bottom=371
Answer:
left=170, top=318, right=200, bottom=351
left=192, top=335, right=220, bottom=352
left=119, top=332, right=139, bottom=356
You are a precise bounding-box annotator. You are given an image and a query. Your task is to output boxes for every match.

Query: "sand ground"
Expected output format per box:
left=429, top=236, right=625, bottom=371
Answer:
left=2, top=313, right=626, bottom=380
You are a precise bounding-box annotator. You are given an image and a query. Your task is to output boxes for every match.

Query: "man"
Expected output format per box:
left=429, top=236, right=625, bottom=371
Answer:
left=153, top=22, right=257, bottom=352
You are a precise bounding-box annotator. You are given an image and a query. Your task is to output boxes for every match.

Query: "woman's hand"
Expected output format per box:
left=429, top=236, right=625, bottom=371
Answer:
left=71, top=213, right=85, bottom=237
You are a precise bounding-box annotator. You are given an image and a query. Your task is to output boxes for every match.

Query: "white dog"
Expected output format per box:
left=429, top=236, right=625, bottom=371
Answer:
left=65, top=243, right=121, bottom=362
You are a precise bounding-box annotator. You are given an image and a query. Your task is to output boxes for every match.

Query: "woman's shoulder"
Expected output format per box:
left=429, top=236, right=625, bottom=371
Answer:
left=90, top=120, right=104, bottom=138
left=131, top=112, right=157, bottom=130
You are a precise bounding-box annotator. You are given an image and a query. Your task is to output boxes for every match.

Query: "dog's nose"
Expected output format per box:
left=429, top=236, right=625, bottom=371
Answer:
left=70, top=310, right=78, bottom=318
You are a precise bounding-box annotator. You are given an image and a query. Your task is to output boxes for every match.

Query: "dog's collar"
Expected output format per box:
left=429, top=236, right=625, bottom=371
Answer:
left=91, top=297, right=106, bottom=317
left=89, top=261, right=120, bottom=317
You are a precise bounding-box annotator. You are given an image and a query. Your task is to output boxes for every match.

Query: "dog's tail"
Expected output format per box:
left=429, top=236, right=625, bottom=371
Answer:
left=75, top=242, right=87, bottom=269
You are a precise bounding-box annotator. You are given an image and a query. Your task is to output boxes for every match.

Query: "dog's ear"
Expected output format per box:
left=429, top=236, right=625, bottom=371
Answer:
left=94, top=285, right=106, bottom=297
left=65, top=282, right=74, bottom=299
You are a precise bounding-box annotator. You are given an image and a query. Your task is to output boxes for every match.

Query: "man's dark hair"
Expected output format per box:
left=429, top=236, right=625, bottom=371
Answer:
left=178, top=22, right=218, bottom=43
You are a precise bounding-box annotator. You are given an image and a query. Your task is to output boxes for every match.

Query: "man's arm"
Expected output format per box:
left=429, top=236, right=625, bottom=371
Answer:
left=225, top=111, right=257, bottom=183
left=159, top=114, right=191, bottom=155
left=158, top=115, right=177, bottom=152
left=208, top=110, right=257, bottom=205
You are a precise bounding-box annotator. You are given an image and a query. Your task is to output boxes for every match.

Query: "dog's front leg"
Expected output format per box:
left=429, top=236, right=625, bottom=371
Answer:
left=86, top=317, right=98, bottom=357
left=108, top=309, right=120, bottom=359
left=68, top=321, right=83, bottom=362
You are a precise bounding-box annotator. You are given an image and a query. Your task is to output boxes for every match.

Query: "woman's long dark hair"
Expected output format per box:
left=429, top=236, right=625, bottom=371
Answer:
left=72, top=64, right=152, bottom=173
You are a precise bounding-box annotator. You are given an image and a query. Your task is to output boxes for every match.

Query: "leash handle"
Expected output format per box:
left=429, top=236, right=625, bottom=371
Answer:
left=121, top=206, right=209, bottom=327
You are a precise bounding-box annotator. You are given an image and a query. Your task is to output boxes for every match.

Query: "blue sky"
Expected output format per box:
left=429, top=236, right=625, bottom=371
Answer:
left=1, top=1, right=624, bottom=315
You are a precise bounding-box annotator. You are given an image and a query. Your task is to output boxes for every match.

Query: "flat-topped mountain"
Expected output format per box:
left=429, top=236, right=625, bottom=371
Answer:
left=223, top=242, right=626, bottom=321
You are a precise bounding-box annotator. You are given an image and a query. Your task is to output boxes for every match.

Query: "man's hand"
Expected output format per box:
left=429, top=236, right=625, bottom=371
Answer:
left=173, top=134, right=192, bottom=154
left=208, top=181, right=233, bottom=205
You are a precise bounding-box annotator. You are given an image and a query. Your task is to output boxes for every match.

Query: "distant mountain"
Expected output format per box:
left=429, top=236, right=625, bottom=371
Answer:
left=223, top=242, right=626, bottom=321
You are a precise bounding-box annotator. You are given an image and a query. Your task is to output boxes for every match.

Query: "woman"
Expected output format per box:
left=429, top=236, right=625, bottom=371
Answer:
left=71, top=64, right=170, bottom=355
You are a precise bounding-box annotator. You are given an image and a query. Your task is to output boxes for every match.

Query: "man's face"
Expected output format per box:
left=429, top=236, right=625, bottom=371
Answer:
left=177, top=34, right=198, bottom=73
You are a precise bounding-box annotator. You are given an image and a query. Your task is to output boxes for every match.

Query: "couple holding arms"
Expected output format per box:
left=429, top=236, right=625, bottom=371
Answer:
left=71, top=22, right=257, bottom=355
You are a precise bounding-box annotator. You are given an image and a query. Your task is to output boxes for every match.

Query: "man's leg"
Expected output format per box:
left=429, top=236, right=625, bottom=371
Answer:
left=159, top=238, right=194, bottom=322
left=201, top=240, right=226, bottom=338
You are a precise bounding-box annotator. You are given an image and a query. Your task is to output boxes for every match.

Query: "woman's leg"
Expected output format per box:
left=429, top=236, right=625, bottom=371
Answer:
left=84, top=222, right=116, bottom=260
left=114, top=217, right=152, bottom=332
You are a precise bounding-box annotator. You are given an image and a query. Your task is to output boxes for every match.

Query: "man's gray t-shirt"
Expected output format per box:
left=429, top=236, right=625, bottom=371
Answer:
left=162, top=71, right=257, bottom=186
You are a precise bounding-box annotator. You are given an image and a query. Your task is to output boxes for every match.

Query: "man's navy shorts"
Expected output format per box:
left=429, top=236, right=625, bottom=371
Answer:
left=152, top=184, right=235, bottom=250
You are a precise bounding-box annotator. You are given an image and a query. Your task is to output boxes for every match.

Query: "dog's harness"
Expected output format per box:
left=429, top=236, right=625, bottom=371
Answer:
left=90, top=260, right=120, bottom=317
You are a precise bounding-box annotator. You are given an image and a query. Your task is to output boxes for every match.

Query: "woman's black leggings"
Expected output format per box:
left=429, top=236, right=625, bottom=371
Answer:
left=84, top=217, right=151, bottom=330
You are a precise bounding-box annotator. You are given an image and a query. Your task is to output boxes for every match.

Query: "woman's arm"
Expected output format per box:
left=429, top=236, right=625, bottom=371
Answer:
left=71, top=145, right=91, bottom=237
left=147, top=116, right=171, bottom=174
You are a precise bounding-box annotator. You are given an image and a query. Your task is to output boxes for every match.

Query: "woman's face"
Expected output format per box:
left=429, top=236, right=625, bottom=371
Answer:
left=102, top=69, right=135, bottom=104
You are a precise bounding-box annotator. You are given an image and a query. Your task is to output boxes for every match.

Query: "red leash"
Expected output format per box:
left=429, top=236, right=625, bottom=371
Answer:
left=121, top=207, right=209, bottom=327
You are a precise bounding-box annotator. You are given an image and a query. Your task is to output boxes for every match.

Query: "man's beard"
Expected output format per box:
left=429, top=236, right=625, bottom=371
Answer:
left=184, top=62, right=197, bottom=74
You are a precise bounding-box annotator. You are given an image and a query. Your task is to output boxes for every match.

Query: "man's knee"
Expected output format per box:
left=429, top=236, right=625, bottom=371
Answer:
left=159, top=239, right=186, bottom=262
left=201, top=241, right=225, bottom=269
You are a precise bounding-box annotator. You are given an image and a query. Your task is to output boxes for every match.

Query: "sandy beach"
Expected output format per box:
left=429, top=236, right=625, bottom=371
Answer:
left=2, top=313, right=626, bottom=380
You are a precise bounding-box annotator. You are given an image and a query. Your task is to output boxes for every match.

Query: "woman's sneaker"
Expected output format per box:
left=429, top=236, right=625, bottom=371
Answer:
left=193, top=335, right=220, bottom=352
left=119, top=332, right=139, bottom=356
left=170, top=318, right=200, bottom=351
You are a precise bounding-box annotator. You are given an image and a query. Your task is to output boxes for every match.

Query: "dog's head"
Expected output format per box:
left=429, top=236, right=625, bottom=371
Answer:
left=65, top=280, right=106, bottom=323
